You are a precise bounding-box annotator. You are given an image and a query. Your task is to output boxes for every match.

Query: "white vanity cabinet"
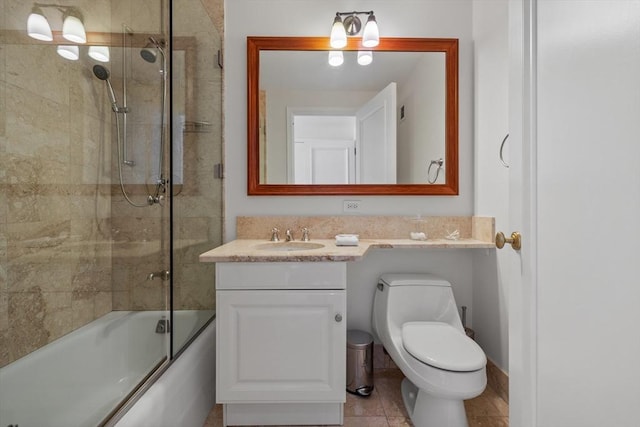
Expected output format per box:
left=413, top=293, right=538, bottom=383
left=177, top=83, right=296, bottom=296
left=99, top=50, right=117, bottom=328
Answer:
left=215, top=262, right=347, bottom=426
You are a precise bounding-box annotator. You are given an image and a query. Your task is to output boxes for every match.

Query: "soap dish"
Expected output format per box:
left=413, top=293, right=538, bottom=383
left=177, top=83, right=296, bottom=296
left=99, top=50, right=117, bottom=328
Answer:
left=335, top=234, right=359, bottom=246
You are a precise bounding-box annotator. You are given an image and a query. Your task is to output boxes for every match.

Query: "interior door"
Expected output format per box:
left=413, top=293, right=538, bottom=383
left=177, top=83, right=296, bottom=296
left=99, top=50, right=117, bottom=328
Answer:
left=507, top=1, right=537, bottom=425
left=355, top=82, right=397, bottom=184
left=294, top=139, right=355, bottom=184
left=509, top=1, right=640, bottom=425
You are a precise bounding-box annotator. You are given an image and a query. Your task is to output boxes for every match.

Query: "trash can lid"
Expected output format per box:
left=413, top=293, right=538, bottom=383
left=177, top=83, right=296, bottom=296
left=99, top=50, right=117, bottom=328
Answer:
left=347, top=329, right=373, bottom=347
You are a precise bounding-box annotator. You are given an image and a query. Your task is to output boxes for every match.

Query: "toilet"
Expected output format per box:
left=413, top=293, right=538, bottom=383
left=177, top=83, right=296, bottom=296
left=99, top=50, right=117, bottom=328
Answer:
left=372, top=273, right=487, bottom=427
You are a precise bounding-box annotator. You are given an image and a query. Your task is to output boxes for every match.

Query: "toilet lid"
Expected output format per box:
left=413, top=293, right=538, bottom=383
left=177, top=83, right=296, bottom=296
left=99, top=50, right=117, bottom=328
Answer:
left=402, top=322, right=486, bottom=372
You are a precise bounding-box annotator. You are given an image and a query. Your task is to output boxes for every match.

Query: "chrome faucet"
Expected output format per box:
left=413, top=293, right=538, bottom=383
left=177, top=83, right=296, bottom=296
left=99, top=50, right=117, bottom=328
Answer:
left=285, top=229, right=294, bottom=241
left=301, top=227, right=310, bottom=241
left=270, top=227, right=280, bottom=242
left=147, top=270, right=170, bottom=281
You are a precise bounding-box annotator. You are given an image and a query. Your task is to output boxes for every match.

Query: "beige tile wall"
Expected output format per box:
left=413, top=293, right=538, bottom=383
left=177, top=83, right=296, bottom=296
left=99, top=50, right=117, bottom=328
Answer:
left=1, top=0, right=117, bottom=367
left=0, top=0, right=223, bottom=367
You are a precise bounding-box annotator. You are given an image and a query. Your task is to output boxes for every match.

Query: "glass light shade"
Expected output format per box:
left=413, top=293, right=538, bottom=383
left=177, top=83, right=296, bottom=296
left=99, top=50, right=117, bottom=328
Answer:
left=57, top=45, right=79, bottom=61
left=362, top=14, right=379, bottom=48
left=62, top=15, right=86, bottom=43
left=328, top=50, right=344, bottom=67
left=357, top=50, right=373, bottom=66
left=330, top=16, right=347, bottom=49
left=27, top=10, right=53, bottom=41
left=88, top=46, right=110, bottom=62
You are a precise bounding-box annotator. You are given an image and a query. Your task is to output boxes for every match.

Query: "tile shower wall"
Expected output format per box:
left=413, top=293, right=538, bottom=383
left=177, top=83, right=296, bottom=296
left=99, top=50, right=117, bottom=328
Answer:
left=0, top=0, right=115, bottom=367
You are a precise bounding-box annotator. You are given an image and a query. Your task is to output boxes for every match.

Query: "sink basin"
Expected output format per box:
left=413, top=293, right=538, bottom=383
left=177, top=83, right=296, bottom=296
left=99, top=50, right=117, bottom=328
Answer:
left=254, top=242, right=325, bottom=252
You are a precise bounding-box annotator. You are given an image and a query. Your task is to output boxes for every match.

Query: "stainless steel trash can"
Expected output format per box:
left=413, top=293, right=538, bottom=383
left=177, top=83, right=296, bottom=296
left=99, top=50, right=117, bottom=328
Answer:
left=346, top=329, right=374, bottom=396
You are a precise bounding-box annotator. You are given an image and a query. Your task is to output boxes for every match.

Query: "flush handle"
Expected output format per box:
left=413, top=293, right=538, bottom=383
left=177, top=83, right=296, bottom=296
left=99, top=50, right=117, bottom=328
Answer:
left=495, top=231, right=521, bottom=251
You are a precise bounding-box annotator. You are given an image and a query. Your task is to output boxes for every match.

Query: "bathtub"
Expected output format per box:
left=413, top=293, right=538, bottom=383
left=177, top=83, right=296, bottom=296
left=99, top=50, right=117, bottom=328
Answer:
left=0, top=310, right=215, bottom=427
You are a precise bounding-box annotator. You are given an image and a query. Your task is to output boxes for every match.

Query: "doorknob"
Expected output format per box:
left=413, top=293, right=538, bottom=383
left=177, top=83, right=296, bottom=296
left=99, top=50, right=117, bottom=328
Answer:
left=495, top=231, right=521, bottom=250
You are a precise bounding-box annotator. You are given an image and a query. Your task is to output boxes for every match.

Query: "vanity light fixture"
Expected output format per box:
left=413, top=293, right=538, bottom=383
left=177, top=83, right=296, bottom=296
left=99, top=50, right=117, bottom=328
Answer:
left=57, top=44, right=79, bottom=60
left=27, top=6, right=53, bottom=41
left=329, top=11, right=379, bottom=48
left=61, top=10, right=86, bottom=44
left=328, top=50, right=344, bottom=67
left=26, top=4, right=87, bottom=44
left=357, top=50, right=373, bottom=66
left=88, top=45, right=110, bottom=62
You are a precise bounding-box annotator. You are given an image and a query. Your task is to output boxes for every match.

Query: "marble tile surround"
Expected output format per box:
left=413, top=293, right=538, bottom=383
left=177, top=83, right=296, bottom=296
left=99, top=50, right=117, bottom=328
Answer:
left=237, top=215, right=494, bottom=241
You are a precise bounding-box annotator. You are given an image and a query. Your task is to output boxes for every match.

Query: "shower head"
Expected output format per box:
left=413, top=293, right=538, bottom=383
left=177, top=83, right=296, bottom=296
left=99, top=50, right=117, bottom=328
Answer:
left=92, top=65, right=120, bottom=113
left=92, top=64, right=110, bottom=80
left=140, top=37, right=166, bottom=64
left=140, top=47, right=157, bottom=63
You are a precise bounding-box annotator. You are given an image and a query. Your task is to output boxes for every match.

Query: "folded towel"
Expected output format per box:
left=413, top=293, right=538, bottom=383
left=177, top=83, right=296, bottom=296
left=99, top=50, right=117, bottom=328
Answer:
left=410, top=232, right=427, bottom=241
left=335, top=234, right=359, bottom=246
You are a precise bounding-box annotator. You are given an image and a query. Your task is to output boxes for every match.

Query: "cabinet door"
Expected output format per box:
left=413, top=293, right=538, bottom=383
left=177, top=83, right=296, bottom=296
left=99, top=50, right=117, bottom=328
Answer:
left=217, top=290, right=346, bottom=403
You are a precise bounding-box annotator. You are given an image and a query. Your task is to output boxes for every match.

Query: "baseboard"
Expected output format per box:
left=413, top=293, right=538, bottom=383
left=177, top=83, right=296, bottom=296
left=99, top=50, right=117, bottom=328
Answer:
left=486, top=358, right=509, bottom=403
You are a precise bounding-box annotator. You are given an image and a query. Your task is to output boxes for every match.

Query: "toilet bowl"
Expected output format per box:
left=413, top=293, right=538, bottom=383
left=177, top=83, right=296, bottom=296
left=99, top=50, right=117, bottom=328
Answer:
left=372, top=273, right=487, bottom=427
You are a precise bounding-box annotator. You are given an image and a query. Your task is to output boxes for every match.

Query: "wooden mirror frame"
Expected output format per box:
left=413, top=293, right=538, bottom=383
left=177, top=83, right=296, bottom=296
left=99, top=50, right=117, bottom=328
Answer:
left=247, top=36, right=459, bottom=196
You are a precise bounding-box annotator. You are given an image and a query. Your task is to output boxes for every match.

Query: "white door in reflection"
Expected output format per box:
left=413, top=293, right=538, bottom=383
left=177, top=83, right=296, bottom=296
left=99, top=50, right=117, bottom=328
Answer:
left=292, top=115, right=356, bottom=184
left=290, top=82, right=397, bottom=185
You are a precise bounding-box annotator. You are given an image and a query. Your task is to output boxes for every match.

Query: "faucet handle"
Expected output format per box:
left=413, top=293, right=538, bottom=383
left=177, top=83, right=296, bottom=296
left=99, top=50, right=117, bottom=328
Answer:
left=301, top=227, right=310, bottom=241
left=271, top=227, right=280, bottom=242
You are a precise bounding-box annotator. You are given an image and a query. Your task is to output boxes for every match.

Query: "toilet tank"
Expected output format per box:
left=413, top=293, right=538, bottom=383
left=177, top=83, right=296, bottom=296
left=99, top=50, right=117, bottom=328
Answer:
left=378, top=273, right=464, bottom=332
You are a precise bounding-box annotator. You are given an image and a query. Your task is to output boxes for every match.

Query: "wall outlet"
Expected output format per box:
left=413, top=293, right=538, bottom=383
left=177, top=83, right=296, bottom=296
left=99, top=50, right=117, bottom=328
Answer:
left=343, top=200, right=361, bottom=212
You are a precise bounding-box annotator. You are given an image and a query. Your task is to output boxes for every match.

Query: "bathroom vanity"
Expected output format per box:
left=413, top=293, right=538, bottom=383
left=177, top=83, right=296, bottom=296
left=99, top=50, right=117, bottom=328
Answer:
left=215, top=262, right=347, bottom=425
left=200, top=216, right=495, bottom=426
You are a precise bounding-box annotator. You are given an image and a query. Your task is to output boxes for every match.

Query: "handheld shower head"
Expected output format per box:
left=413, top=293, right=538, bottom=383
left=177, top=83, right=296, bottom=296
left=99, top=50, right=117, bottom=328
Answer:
left=92, top=65, right=120, bottom=113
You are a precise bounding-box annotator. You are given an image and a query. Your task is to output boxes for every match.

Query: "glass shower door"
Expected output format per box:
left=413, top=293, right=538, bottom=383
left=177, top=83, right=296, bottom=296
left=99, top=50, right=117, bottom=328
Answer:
left=0, top=0, right=171, bottom=425
left=170, top=0, right=223, bottom=355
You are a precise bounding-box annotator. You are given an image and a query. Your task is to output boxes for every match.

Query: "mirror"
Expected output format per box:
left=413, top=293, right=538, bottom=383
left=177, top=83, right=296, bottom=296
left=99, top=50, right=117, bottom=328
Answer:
left=248, top=37, right=458, bottom=196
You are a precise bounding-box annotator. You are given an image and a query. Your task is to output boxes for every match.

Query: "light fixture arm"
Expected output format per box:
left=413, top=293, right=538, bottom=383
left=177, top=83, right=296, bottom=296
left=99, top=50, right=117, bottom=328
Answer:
left=330, top=10, right=378, bottom=47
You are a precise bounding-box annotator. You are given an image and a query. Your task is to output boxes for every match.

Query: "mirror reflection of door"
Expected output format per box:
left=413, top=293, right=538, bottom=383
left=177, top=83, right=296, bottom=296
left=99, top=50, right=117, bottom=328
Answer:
left=356, top=82, right=397, bottom=184
left=292, top=115, right=356, bottom=184
left=289, top=82, right=397, bottom=184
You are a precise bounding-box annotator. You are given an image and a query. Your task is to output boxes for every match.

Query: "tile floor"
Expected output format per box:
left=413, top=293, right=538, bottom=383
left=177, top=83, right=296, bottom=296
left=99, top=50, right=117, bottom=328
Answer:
left=203, top=366, right=509, bottom=427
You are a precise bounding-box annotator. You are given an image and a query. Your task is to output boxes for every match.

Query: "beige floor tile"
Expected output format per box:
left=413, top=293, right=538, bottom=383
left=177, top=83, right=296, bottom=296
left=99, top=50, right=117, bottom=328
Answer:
left=386, top=416, right=414, bottom=427
left=468, top=415, right=510, bottom=427
left=342, top=416, right=390, bottom=427
left=375, top=375, right=410, bottom=418
left=344, top=389, right=386, bottom=417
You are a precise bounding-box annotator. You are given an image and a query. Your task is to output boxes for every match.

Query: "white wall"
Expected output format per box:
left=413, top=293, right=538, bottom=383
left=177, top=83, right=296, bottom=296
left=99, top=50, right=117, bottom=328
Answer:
left=397, top=53, right=446, bottom=184
left=224, top=0, right=474, bottom=240
left=471, top=0, right=509, bottom=372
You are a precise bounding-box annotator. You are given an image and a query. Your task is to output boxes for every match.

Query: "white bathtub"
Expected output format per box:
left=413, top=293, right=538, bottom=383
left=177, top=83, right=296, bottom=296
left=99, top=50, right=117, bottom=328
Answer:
left=0, top=310, right=214, bottom=427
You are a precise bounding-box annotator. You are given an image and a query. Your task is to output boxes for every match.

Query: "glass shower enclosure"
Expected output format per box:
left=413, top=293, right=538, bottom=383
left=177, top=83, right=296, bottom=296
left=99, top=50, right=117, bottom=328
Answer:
left=0, top=0, right=222, bottom=425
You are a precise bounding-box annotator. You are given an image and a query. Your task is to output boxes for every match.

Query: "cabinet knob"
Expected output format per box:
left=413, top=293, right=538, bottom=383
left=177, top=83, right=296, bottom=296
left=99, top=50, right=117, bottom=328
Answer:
left=335, top=314, right=343, bottom=322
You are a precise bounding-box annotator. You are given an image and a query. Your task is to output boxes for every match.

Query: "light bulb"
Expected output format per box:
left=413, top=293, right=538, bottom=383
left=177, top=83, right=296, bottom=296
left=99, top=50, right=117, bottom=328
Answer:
left=27, top=8, right=53, bottom=41
left=330, top=15, right=347, bottom=49
left=62, top=15, right=86, bottom=44
left=328, top=50, right=344, bottom=67
left=57, top=45, right=79, bottom=61
left=362, top=14, right=379, bottom=48
left=88, top=46, right=110, bottom=62
left=357, top=51, right=373, bottom=66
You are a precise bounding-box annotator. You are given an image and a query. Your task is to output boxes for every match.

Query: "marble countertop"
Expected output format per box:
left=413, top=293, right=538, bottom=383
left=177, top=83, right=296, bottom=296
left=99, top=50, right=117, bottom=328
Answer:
left=199, top=238, right=495, bottom=263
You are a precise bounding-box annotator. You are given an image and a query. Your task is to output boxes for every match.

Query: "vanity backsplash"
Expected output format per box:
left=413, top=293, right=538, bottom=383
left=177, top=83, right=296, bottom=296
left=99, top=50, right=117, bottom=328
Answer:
left=236, top=216, right=494, bottom=242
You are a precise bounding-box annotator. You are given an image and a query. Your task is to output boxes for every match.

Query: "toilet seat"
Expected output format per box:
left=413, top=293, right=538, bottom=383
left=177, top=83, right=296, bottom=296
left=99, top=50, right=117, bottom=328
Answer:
left=402, top=322, right=486, bottom=372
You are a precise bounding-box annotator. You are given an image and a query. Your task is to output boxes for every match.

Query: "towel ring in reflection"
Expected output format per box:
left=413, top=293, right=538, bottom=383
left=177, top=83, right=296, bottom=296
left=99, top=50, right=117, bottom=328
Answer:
left=500, top=134, right=509, bottom=168
left=427, top=158, right=444, bottom=184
